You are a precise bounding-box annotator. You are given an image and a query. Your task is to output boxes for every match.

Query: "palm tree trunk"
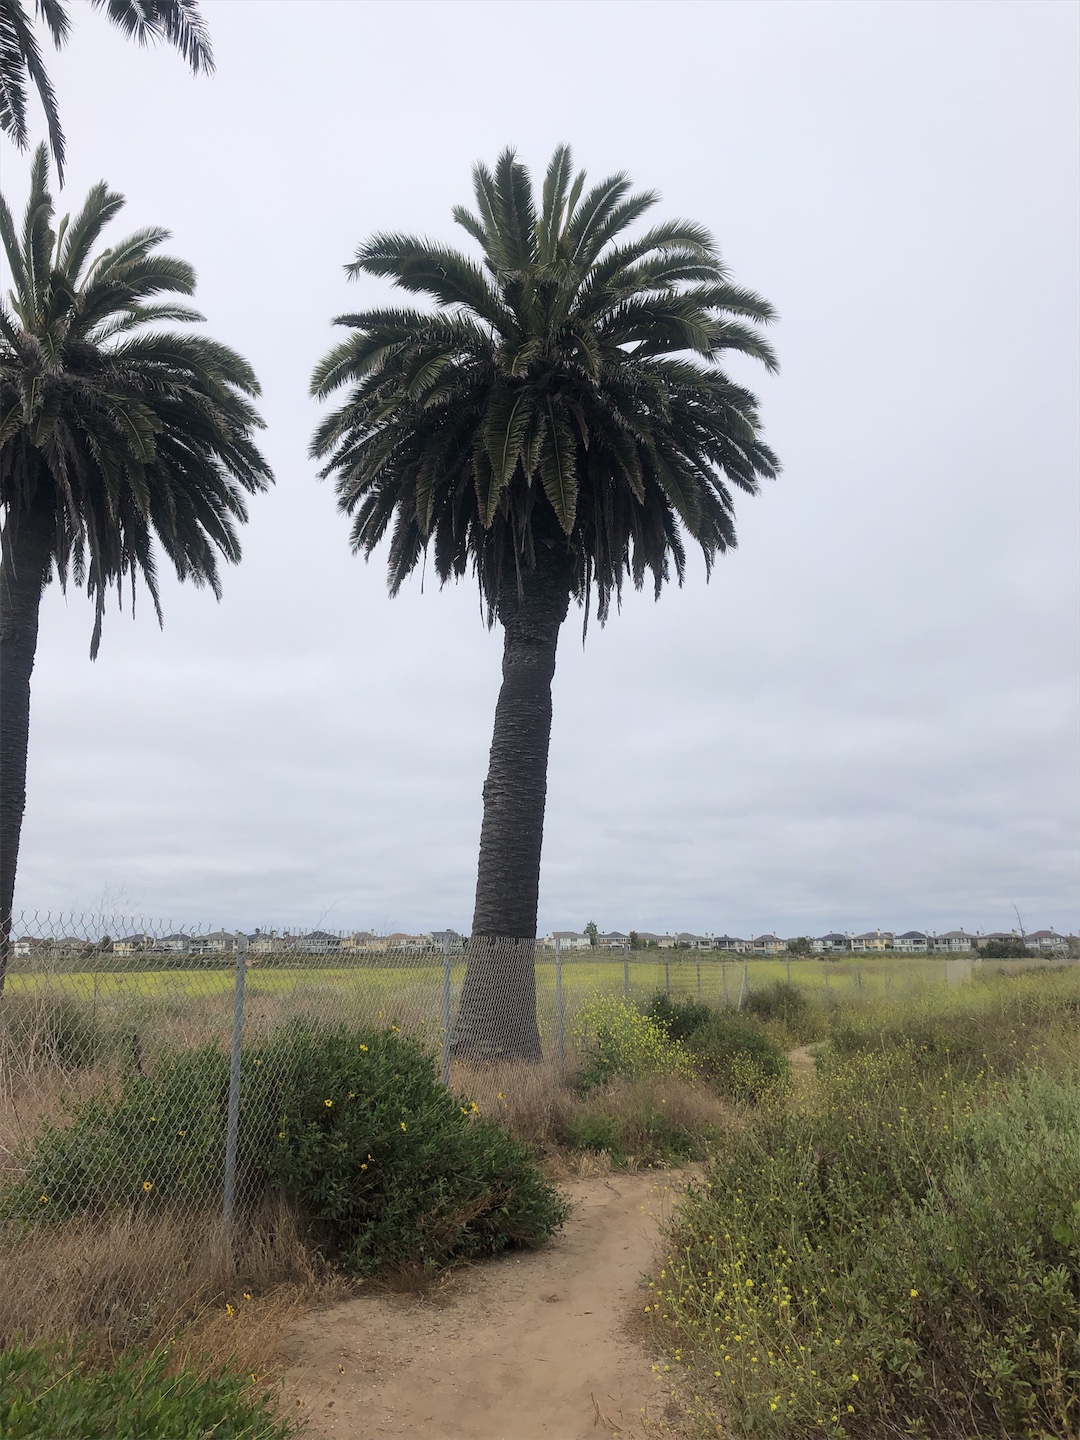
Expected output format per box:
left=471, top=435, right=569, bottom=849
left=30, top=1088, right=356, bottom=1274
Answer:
left=0, top=506, right=53, bottom=991
left=451, top=548, right=572, bottom=1061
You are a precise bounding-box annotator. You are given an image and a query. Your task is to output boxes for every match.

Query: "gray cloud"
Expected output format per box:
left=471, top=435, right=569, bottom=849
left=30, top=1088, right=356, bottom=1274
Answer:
left=7, top=0, right=1078, bottom=938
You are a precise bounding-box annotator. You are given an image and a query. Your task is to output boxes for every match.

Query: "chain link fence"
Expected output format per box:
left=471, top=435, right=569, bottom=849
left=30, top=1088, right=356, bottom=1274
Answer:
left=2, top=913, right=1076, bottom=1269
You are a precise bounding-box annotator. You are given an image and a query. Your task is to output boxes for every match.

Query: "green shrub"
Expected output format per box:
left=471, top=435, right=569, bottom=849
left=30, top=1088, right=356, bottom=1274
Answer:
left=645, top=992, right=714, bottom=1043
left=687, top=1012, right=789, bottom=1102
left=744, top=978, right=810, bottom=1031
left=0, top=1338, right=292, bottom=1440
left=252, top=1023, right=569, bottom=1274
left=650, top=1037, right=1080, bottom=1439
left=981, top=937, right=1030, bottom=958
left=3, top=1024, right=569, bottom=1278
left=572, top=996, right=696, bottom=1090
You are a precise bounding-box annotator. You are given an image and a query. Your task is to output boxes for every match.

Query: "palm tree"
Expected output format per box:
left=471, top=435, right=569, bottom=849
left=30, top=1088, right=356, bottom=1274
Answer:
left=0, top=146, right=272, bottom=987
left=312, top=146, right=779, bottom=1059
left=1, top=0, right=212, bottom=181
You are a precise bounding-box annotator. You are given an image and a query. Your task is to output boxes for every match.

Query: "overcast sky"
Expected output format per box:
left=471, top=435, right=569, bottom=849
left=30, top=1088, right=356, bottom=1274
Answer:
left=4, top=0, right=1077, bottom=938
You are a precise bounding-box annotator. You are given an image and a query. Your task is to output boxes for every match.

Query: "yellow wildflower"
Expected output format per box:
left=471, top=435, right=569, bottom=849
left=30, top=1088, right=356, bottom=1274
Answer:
left=142, top=1181, right=154, bottom=1193
left=400, top=1121, right=407, bottom=1131
left=324, top=1099, right=333, bottom=1108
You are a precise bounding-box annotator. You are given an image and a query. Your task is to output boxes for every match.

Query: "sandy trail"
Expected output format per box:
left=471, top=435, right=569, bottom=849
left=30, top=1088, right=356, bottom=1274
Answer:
left=280, top=1168, right=694, bottom=1440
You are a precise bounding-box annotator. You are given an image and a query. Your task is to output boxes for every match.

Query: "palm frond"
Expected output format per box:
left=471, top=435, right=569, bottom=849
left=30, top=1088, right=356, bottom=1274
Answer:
left=89, top=0, right=213, bottom=73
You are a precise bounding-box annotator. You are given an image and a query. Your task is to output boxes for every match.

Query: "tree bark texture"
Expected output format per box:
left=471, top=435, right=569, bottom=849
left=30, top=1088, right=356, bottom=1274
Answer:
left=0, top=506, right=52, bottom=991
left=451, top=548, right=572, bottom=1061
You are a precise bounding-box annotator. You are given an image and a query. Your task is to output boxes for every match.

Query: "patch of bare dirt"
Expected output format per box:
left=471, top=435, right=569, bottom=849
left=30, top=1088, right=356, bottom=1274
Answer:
left=279, top=1169, right=696, bottom=1439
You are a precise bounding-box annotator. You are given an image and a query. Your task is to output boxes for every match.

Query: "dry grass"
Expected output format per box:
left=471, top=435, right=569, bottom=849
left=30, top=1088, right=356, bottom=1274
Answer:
left=451, top=1057, right=738, bottom=1176
left=0, top=1196, right=350, bottom=1381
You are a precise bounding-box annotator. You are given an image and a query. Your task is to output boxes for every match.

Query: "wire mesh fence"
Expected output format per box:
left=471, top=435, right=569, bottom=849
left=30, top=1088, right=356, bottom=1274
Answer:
left=2, top=912, right=1076, bottom=1270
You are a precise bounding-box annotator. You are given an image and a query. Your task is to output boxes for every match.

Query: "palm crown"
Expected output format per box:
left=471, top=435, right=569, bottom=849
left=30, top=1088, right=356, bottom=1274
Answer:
left=0, top=144, right=271, bottom=654
left=312, top=145, right=779, bottom=627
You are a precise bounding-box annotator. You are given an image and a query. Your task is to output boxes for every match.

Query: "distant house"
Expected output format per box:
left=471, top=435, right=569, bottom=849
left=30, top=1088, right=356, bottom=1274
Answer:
left=597, top=931, right=630, bottom=948
left=933, top=930, right=976, bottom=953
left=338, top=931, right=388, bottom=952
left=305, top=931, right=341, bottom=953
left=850, top=931, right=892, bottom=953
left=113, top=933, right=151, bottom=955
left=892, top=931, right=929, bottom=952
left=153, top=932, right=191, bottom=954
left=751, top=934, right=784, bottom=954
left=676, top=932, right=710, bottom=948
left=385, top=932, right=432, bottom=952
left=712, top=935, right=749, bottom=952
left=190, top=930, right=238, bottom=955
left=544, top=930, right=592, bottom=950
left=812, top=933, right=848, bottom=953
left=428, top=930, right=466, bottom=950
left=13, top=936, right=42, bottom=958
left=1025, top=930, right=1068, bottom=953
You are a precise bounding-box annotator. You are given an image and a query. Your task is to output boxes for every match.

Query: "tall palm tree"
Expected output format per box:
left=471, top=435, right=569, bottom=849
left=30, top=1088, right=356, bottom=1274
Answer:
left=312, top=146, right=779, bottom=1059
left=0, top=146, right=272, bottom=987
left=1, top=0, right=212, bottom=181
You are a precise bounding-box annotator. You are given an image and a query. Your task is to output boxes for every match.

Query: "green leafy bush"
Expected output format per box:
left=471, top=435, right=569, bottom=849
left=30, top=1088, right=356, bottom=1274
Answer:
left=3, top=1024, right=569, bottom=1277
left=0, top=1339, right=291, bottom=1440
left=645, top=992, right=714, bottom=1043
left=252, top=1023, right=569, bottom=1274
left=572, top=996, right=696, bottom=1090
left=687, top=1012, right=789, bottom=1102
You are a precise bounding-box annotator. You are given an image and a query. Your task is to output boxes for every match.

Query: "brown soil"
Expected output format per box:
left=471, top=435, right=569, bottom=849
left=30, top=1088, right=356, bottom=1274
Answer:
left=279, top=1168, right=695, bottom=1439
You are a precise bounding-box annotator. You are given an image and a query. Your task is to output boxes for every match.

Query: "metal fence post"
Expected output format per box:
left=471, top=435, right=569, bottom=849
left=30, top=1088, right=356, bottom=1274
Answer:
left=222, top=944, right=247, bottom=1252
left=441, top=933, right=452, bottom=1087
left=786, top=953, right=792, bottom=985
left=696, top=954, right=702, bottom=999
left=855, top=964, right=862, bottom=998
left=555, top=937, right=564, bottom=1075
left=738, top=959, right=749, bottom=1011
left=664, top=954, right=671, bottom=997
left=722, top=959, right=728, bottom=1008
left=623, top=944, right=630, bottom=1001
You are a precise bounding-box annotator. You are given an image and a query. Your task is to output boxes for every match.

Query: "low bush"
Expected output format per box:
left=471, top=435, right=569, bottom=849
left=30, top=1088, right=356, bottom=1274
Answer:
left=645, top=992, right=714, bottom=1043
left=572, top=995, right=696, bottom=1090
left=687, top=1012, right=790, bottom=1103
left=254, top=1023, right=569, bottom=1274
left=649, top=1023, right=1080, bottom=1439
left=744, top=978, right=811, bottom=1033
left=0, top=1338, right=292, bottom=1440
left=560, top=1078, right=728, bottom=1167
left=2, top=1024, right=569, bottom=1277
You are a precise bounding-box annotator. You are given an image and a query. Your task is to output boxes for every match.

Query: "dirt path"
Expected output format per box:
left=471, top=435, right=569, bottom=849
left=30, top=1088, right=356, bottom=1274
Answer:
left=280, top=1169, right=694, bottom=1439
